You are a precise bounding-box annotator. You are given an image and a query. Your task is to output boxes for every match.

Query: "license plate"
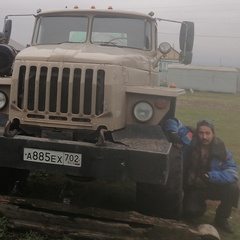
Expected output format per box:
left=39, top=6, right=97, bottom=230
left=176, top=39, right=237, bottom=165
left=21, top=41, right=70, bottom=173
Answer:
left=23, top=148, right=81, bottom=167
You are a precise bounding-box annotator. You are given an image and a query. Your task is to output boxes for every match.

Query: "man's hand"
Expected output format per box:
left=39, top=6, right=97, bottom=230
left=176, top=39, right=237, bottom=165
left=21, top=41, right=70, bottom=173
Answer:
left=169, top=132, right=183, bottom=144
left=199, top=173, right=210, bottom=183
left=188, top=172, right=209, bottom=188
left=169, top=132, right=183, bottom=149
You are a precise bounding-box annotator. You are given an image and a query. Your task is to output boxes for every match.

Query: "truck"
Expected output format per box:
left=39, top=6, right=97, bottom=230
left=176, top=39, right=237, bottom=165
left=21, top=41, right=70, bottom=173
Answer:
left=0, top=6, right=194, bottom=219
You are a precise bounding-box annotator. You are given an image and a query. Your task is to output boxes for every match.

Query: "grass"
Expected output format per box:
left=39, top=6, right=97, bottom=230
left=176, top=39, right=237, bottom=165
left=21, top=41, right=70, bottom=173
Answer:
left=176, top=91, right=240, bottom=240
left=0, top=217, right=47, bottom=240
left=0, top=215, right=72, bottom=240
left=176, top=91, right=240, bottom=165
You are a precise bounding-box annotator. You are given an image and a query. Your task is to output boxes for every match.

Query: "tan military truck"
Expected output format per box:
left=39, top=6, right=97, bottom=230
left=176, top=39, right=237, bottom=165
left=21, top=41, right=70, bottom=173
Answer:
left=0, top=7, right=194, bottom=219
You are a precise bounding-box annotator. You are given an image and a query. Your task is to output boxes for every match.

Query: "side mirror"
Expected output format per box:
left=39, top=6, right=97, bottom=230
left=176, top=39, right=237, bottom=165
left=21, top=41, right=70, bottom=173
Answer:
left=179, top=21, right=194, bottom=52
left=156, top=18, right=194, bottom=65
left=3, top=19, right=12, bottom=44
left=179, top=21, right=194, bottom=64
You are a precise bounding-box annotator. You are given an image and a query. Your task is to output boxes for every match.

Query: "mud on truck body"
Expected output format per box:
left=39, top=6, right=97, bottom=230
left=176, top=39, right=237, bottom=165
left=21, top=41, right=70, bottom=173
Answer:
left=0, top=7, right=194, bottom=219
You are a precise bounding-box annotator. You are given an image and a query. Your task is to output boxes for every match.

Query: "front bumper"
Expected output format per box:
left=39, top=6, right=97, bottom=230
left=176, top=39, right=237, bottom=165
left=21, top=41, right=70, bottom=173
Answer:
left=0, top=126, right=171, bottom=185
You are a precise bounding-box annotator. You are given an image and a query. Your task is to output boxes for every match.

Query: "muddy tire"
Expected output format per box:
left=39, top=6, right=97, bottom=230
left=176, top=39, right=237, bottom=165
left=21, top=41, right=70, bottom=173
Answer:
left=0, top=44, right=16, bottom=76
left=0, top=167, right=29, bottom=195
left=136, top=146, right=183, bottom=220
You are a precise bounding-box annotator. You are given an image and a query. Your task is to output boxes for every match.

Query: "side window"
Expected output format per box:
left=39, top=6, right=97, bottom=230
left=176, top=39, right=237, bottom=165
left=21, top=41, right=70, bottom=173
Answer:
left=155, top=25, right=158, bottom=50
left=145, top=21, right=151, bottom=50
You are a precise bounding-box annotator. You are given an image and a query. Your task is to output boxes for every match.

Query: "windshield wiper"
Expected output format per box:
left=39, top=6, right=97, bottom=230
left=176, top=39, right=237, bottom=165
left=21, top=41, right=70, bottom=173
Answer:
left=99, top=41, right=117, bottom=46
left=98, top=42, right=125, bottom=48
left=40, top=41, right=85, bottom=45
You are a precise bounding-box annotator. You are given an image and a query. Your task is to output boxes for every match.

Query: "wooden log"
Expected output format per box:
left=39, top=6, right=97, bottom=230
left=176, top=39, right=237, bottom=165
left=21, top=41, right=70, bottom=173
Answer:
left=0, top=195, right=219, bottom=240
left=198, top=224, right=220, bottom=240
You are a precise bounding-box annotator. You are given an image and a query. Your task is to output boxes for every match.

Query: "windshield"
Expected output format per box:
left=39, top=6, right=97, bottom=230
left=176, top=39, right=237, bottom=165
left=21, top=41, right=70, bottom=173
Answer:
left=91, top=17, right=151, bottom=50
left=33, top=15, right=151, bottom=50
left=34, top=16, right=88, bottom=44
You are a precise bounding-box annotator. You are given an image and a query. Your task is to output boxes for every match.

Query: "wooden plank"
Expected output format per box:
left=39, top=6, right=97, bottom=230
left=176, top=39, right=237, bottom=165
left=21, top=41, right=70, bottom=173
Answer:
left=0, top=195, right=219, bottom=239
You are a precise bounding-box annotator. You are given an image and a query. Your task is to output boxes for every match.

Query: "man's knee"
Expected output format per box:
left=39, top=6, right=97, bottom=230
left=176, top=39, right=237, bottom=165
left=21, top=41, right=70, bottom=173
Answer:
left=228, top=182, right=239, bottom=193
left=209, top=183, right=240, bottom=208
left=225, top=183, right=240, bottom=208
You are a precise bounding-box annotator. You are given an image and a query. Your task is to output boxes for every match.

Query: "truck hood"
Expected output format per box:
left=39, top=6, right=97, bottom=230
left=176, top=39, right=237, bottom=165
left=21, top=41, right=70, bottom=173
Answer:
left=16, top=44, right=155, bottom=70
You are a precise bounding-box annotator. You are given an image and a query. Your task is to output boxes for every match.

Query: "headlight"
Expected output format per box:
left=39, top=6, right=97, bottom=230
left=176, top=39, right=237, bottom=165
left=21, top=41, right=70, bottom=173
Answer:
left=0, top=91, right=8, bottom=110
left=133, top=101, right=153, bottom=122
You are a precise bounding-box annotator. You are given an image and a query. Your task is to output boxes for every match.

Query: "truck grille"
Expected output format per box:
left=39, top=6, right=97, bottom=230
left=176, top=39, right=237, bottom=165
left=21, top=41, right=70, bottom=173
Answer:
left=17, top=65, right=105, bottom=122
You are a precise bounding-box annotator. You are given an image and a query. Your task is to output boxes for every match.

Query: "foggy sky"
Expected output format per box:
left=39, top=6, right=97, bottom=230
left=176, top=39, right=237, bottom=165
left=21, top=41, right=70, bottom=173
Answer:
left=0, top=0, right=240, bottom=67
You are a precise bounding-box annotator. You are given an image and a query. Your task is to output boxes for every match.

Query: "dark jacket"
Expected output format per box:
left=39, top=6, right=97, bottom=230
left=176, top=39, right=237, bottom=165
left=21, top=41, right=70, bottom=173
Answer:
left=186, top=136, right=239, bottom=186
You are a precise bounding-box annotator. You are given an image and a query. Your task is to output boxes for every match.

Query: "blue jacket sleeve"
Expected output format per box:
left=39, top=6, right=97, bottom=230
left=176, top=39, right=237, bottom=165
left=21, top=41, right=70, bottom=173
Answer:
left=164, top=118, right=179, bottom=132
left=208, top=150, right=239, bottom=184
left=164, top=118, right=192, bottom=145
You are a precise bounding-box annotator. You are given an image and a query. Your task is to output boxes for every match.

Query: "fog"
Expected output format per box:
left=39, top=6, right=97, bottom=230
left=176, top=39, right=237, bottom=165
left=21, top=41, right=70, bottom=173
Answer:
left=0, top=0, right=240, bottom=67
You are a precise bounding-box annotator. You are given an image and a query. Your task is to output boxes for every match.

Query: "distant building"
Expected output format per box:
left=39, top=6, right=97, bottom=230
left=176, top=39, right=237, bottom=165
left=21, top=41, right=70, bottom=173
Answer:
left=159, top=49, right=240, bottom=93
left=162, top=48, right=180, bottom=61
left=167, top=64, right=240, bottom=93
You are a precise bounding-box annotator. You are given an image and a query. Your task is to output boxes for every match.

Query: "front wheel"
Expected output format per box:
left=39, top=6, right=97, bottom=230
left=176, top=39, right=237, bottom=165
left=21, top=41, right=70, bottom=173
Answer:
left=0, top=167, right=29, bottom=195
left=136, top=146, right=183, bottom=220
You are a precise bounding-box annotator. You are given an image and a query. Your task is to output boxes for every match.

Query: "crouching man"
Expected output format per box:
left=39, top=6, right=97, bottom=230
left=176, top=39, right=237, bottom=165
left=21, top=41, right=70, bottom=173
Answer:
left=183, top=120, right=239, bottom=233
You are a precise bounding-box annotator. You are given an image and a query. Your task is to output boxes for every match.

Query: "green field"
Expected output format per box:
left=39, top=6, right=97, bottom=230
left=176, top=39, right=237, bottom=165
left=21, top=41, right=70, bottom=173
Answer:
left=176, top=91, right=240, bottom=240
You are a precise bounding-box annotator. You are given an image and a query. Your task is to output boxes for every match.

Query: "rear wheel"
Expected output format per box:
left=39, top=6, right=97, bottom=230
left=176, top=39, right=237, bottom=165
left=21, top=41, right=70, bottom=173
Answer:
left=136, top=146, right=183, bottom=219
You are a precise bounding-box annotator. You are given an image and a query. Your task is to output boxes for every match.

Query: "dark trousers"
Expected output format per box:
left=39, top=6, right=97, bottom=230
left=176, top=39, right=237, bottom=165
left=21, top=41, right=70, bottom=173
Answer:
left=183, top=183, right=240, bottom=219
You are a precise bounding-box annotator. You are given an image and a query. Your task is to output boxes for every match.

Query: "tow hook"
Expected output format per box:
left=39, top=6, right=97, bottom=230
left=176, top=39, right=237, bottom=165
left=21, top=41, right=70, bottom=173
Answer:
left=3, top=120, right=19, bottom=137
left=96, top=128, right=107, bottom=146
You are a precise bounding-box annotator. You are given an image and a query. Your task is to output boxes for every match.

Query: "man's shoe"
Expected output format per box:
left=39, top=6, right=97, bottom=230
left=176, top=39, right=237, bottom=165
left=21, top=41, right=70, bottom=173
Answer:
left=214, top=218, right=234, bottom=234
